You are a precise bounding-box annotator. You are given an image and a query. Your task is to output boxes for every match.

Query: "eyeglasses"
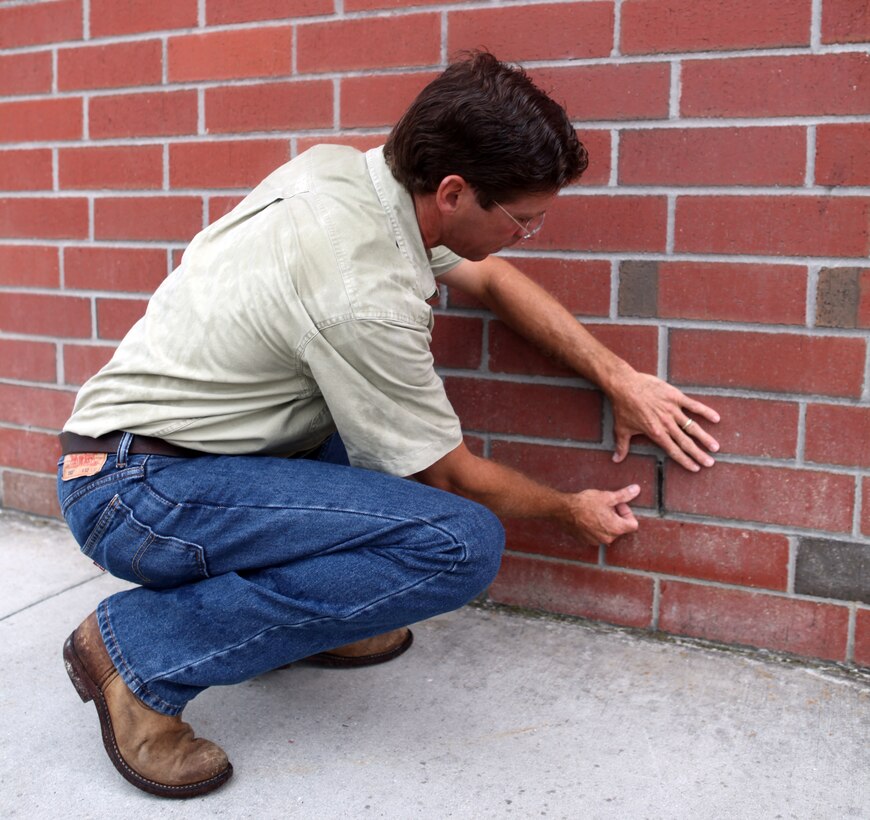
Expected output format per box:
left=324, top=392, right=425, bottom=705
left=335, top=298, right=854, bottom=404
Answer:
left=493, top=200, right=547, bottom=240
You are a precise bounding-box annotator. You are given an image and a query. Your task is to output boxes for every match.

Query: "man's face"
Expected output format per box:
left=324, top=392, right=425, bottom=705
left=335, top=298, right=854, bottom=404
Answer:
left=444, top=189, right=557, bottom=261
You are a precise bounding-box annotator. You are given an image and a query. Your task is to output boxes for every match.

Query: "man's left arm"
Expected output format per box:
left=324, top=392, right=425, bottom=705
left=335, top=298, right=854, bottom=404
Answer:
left=438, top=256, right=720, bottom=472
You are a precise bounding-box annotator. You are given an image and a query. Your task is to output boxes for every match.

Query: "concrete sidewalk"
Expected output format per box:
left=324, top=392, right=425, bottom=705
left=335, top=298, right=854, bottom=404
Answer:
left=1, top=509, right=867, bottom=819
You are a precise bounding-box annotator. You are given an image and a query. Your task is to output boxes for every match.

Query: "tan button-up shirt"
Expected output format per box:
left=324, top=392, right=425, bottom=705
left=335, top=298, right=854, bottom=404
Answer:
left=65, top=146, right=464, bottom=476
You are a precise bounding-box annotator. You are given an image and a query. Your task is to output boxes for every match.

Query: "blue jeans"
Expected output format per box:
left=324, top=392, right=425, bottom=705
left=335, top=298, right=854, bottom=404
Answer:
left=57, top=433, right=504, bottom=716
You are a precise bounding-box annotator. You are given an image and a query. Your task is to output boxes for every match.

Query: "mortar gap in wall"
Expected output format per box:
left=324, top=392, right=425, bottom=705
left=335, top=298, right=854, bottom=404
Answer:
left=656, top=458, right=665, bottom=516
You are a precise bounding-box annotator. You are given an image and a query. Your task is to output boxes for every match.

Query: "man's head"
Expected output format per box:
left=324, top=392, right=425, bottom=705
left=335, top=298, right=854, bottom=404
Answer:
left=384, top=51, right=588, bottom=209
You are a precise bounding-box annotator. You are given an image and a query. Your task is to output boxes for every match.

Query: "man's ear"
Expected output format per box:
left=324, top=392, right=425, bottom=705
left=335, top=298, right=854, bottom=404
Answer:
left=434, top=175, right=470, bottom=216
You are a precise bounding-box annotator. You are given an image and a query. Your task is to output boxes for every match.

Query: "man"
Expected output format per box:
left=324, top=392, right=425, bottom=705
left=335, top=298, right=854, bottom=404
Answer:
left=58, top=53, right=719, bottom=798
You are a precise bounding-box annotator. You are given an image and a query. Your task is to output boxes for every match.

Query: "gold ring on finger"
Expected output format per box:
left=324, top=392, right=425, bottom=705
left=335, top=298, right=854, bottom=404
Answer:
left=682, top=419, right=694, bottom=431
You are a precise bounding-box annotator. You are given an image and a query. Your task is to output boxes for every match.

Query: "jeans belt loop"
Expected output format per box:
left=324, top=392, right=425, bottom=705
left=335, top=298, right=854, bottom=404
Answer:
left=116, top=431, right=134, bottom=468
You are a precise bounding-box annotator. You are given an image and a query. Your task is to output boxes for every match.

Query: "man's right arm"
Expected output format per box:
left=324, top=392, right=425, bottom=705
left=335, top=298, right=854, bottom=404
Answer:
left=412, top=442, right=641, bottom=546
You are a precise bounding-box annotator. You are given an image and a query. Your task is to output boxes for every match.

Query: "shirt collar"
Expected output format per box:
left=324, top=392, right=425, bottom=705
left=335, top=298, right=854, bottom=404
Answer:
left=366, top=146, right=436, bottom=297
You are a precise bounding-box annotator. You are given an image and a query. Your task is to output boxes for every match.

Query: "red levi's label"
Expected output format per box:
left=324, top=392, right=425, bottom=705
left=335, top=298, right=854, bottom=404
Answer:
left=62, top=453, right=107, bottom=481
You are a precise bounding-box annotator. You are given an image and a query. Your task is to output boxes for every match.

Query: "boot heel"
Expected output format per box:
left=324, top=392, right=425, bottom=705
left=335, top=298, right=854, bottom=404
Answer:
left=63, top=634, right=94, bottom=703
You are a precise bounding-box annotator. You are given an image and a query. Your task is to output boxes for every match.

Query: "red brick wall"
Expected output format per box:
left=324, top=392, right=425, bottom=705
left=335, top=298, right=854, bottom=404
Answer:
left=0, top=0, right=868, bottom=667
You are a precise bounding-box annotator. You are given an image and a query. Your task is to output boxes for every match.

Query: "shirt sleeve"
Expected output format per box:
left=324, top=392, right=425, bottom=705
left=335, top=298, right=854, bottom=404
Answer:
left=429, top=245, right=464, bottom=277
left=303, top=317, right=463, bottom=476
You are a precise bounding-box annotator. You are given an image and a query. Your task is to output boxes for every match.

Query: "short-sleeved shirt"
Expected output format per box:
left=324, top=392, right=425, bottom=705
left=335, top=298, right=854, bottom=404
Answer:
left=64, top=145, right=465, bottom=477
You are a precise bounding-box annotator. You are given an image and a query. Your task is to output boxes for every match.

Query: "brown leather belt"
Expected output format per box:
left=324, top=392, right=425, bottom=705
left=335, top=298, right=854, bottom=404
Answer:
left=59, top=431, right=203, bottom=458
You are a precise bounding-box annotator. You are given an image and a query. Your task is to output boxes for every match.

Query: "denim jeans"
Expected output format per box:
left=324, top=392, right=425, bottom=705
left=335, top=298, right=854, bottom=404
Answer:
left=57, top=433, right=504, bottom=716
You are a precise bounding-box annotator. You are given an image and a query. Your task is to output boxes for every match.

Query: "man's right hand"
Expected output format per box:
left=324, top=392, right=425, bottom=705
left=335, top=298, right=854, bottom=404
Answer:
left=414, top=442, right=642, bottom=547
left=565, top=485, right=641, bottom=545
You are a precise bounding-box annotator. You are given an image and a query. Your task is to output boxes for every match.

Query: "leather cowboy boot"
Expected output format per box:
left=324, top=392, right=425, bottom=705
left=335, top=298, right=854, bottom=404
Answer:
left=63, top=612, right=232, bottom=798
left=304, top=627, right=414, bottom=668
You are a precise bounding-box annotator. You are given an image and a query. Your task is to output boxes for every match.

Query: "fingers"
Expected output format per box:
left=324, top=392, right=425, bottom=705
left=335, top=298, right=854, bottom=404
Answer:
left=611, top=483, right=641, bottom=504
left=681, top=395, right=721, bottom=425
left=612, top=430, right=630, bottom=464
left=680, top=416, right=720, bottom=454
left=647, top=421, right=707, bottom=472
left=670, top=420, right=717, bottom=469
left=572, top=487, right=641, bottom=546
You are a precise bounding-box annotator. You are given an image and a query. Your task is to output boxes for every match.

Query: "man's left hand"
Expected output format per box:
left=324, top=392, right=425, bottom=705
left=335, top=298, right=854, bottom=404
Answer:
left=610, top=371, right=720, bottom=472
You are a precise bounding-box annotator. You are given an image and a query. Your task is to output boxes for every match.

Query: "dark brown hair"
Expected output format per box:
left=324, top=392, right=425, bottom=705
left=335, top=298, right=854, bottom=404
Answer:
left=384, top=51, right=587, bottom=207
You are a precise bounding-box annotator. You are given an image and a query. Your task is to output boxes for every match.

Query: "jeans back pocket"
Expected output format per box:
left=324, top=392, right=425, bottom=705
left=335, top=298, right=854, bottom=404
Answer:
left=85, top=494, right=209, bottom=588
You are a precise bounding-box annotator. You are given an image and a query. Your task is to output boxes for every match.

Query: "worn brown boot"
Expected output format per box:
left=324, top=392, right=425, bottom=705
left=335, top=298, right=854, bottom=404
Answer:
left=303, top=628, right=414, bottom=668
left=63, top=612, right=232, bottom=798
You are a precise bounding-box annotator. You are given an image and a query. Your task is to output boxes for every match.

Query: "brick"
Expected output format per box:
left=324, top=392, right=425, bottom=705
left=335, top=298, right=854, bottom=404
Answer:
left=430, top=314, right=483, bottom=370
left=207, top=0, right=332, bottom=24
left=860, top=270, right=870, bottom=330
left=622, top=0, right=810, bottom=54
left=0, top=149, right=53, bottom=191
left=63, top=343, right=115, bottom=387
left=864, top=478, right=870, bottom=537
left=94, top=196, right=202, bottom=241
left=168, top=27, right=293, bottom=82
left=490, top=321, right=659, bottom=378
left=659, top=262, right=807, bottom=325
left=0, top=428, right=60, bottom=473
left=0, top=245, right=59, bottom=288
left=805, top=404, right=870, bottom=468
left=502, top=517, right=600, bottom=563
left=449, top=2, right=613, bottom=62
left=171, top=249, right=185, bottom=269
left=170, top=140, right=289, bottom=190
left=347, top=0, right=466, bottom=7
left=444, top=377, right=602, bottom=441
left=817, top=267, right=866, bottom=329
left=491, top=441, right=657, bottom=508
left=65, top=247, right=167, bottom=293
left=489, top=553, right=655, bottom=628
left=822, top=0, right=870, bottom=44
left=675, top=196, right=870, bottom=259
left=297, top=14, right=440, bottom=73
left=531, top=64, right=671, bottom=122
left=608, top=518, right=789, bottom=590
left=855, top=609, right=870, bottom=667
left=296, top=134, right=389, bottom=155
left=206, top=81, right=333, bottom=134
left=815, top=124, right=870, bottom=186
left=2, top=471, right=61, bottom=519
left=446, top=258, right=611, bottom=316
left=574, top=130, right=611, bottom=187
left=341, top=72, right=438, bottom=129
left=0, top=51, right=53, bottom=96
left=620, top=261, right=807, bottom=325
left=59, top=145, right=164, bottom=190
left=618, top=261, right=657, bottom=318
left=682, top=53, right=870, bottom=117
left=96, top=298, right=148, bottom=341
left=207, top=196, right=245, bottom=224
left=0, top=197, right=89, bottom=240
left=539, top=194, right=667, bottom=253
left=795, top=538, right=869, bottom=603
left=669, top=329, right=865, bottom=398
left=620, top=127, right=806, bottom=187
left=665, top=462, right=855, bottom=532
left=0, top=384, right=75, bottom=429
left=685, top=394, right=798, bottom=459
left=659, top=581, right=849, bottom=661
left=90, top=0, right=198, bottom=36
left=0, top=339, right=56, bottom=382
left=0, top=292, right=91, bottom=338
left=0, top=0, right=81, bottom=48
left=90, top=91, right=198, bottom=139
left=58, top=41, right=163, bottom=92
left=0, top=98, right=83, bottom=143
